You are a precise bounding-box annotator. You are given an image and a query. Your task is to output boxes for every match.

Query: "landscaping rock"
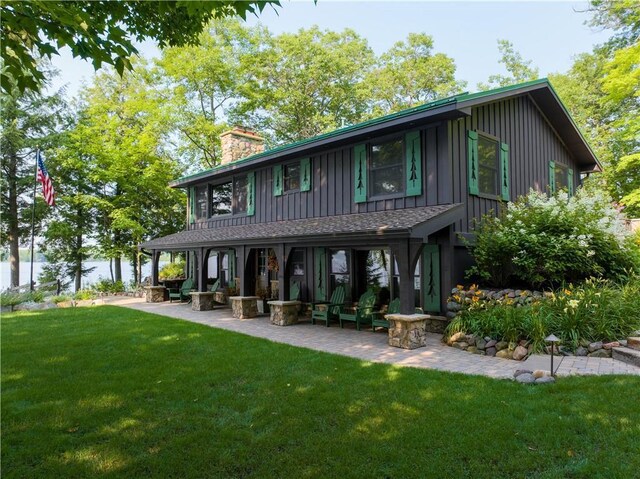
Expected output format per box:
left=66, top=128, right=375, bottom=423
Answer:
left=535, top=376, right=556, bottom=384
left=446, top=311, right=458, bottom=319
left=559, top=346, right=573, bottom=356
left=448, top=332, right=466, bottom=345
left=603, top=341, right=620, bottom=350
left=514, top=369, right=533, bottom=378
left=628, top=337, right=640, bottom=351
left=476, top=339, right=487, bottom=350
left=467, top=346, right=478, bottom=354
left=532, top=370, right=547, bottom=379
left=465, top=334, right=476, bottom=346
left=485, top=347, right=497, bottom=357
left=518, top=339, right=530, bottom=347
left=515, top=373, right=536, bottom=384
left=588, top=349, right=611, bottom=358
left=512, top=345, right=528, bottom=361
left=496, top=349, right=512, bottom=359
left=495, top=341, right=509, bottom=351
left=588, top=341, right=603, bottom=353
left=575, top=346, right=588, bottom=357
left=452, top=341, right=469, bottom=350
left=447, top=301, right=462, bottom=312
left=485, top=339, right=497, bottom=349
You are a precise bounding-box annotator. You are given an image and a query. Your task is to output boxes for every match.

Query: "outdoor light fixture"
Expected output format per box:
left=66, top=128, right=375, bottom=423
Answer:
left=545, top=334, right=560, bottom=377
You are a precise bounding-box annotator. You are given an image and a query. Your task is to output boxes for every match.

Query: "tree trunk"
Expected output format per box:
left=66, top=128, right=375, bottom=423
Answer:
left=109, top=258, right=114, bottom=282
left=7, top=153, right=20, bottom=287
left=74, top=233, right=82, bottom=292
left=137, top=250, right=143, bottom=285
left=114, top=256, right=122, bottom=283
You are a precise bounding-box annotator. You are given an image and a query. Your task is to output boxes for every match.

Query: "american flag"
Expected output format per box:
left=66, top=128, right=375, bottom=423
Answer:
left=36, top=151, right=55, bottom=206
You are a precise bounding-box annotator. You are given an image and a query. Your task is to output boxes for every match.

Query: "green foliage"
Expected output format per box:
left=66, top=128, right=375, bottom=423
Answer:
left=50, top=294, right=72, bottom=304
left=159, top=261, right=187, bottom=280
left=92, top=277, right=125, bottom=294
left=1, top=0, right=281, bottom=93
left=0, top=290, right=45, bottom=307
left=446, top=278, right=640, bottom=351
left=467, top=188, right=640, bottom=288
left=73, top=289, right=96, bottom=301
left=477, top=40, right=539, bottom=90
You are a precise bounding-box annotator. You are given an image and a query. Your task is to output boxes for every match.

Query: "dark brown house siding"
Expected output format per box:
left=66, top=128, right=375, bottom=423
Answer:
left=448, top=95, right=579, bottom=235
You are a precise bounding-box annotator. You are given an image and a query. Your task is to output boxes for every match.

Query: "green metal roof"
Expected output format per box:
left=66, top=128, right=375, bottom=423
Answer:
left=172, top=78, right=597, bottom=186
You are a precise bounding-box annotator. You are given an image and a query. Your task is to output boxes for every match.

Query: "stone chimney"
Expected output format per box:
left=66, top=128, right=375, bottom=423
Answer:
left=220, top=127, right=265, bottom=165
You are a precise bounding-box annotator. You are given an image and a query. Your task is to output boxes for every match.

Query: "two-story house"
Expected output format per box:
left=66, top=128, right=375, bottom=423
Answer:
left=141, top=79, right=600, bottom=315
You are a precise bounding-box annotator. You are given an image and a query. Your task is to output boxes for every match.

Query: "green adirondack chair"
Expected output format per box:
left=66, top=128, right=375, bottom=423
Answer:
left=290, top=281, right=301, bottom=301
left=168, top=278, right=194, bottom=303
left=371, top=297, right=400, bottom=332
left=339, top=289, right=376, bottom=331
left=210, top=278, right=220, bottom=292
left=311, top=285, right=346, bottom=327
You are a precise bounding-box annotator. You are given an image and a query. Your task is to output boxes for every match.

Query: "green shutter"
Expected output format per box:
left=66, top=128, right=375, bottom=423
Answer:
left=247, top=172, right=255, bottom=216
left=549, top=161, right=556, bottom=194
left=300, top=158, right=312, bottom=192
left=500, top=143, right=510, bottom=201
left=422, top=244, right=441, bottom=313
left=467, top=130, right=479, bottom=196
left=228, top=249, right=236, bottom=287
left=405, top=131, right=422, bottom=196
left=354, top=144, right=367, bottom=203
left=189, top=187, right=195, bottom=224
left=568, top=168, right=574, bottom=196
left=314, top=248, right=327, bottom=301
left=273, top=165, right=283, bottom=196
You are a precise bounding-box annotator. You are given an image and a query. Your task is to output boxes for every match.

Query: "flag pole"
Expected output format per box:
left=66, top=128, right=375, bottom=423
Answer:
left=29, top=147, right=38, bottom=291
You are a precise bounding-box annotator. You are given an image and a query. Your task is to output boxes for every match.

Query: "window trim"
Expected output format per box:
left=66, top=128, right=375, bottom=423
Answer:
left=368, top=134, right=406, bottom=200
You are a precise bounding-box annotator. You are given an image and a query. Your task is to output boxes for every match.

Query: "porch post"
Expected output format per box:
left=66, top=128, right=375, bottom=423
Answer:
left=437, top=226, right=454, bottom=314
left=198, top=248, right=210, bottom=292
left=391, top=240, right=423, bottom=315
left=151, top=250, right=160, bottom=286
left=236, top=245, right=247, bottom=295
left=276, top=244, right=288, bottom=301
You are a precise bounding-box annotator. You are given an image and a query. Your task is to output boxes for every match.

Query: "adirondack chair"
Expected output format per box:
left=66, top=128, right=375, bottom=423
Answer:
left=168, top=278, right=194, bottom=303
left=339, top=289, right=376, bottom=330
left=209, top=278, right=220, bottom=292
left=371, top=297, right=400, bottom=332
left=311, top=285, right=346, bottom=327
left=289, top=281, right=300, bottom=301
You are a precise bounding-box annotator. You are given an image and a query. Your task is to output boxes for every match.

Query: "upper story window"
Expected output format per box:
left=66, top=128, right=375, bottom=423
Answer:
left=233, top=176, right=248, bottom=214
left=370, top=137, right=404, bottom=197
left=477, top=134, right=500, bottom=196
left=210, top=182, right=232, bottom=216
left=284, top=163, right=300, bottom=192
left=554, top=164, right=569, bottom=190
left=195, top=185, right=208, bottom=220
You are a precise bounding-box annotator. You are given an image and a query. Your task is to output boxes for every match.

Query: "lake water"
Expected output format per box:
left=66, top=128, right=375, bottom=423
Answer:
left=0, top=261, right=166, bottom=291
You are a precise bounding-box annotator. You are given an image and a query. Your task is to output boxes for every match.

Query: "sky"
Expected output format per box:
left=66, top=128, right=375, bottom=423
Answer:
left=49, top=0, right=611, bottom=99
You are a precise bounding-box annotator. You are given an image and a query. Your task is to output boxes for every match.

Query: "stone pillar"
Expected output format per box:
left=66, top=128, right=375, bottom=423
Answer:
left=229, top=296, right=260, bottom=319
left=268, top=300, right=301, bottom=326
left=386, top=313, right=430, bottom=349
left=190, top=292, right=216, bottom=311
left=145, top=286, right=166, bottom=303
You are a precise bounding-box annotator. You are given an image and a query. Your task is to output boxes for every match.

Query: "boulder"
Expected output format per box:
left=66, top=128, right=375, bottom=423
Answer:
left=452, top=341, right=469, bottom=350
left=495, top=341, right=509, bottom=351
left=575, top=346, right=588, bottom=357
left=476, top=339, right=487, bottom=350
left=588, top=349, right=611, bottom=358
left=485, top=339, right=497, bottom=349
left=603, top=341, right=620, bottom=350
left=515, top=373, right=536, bottom=384
left=485, top=347, right=497, bottom=357
left=448, top=332, right=466, bottom=345
left=465, top=334, right=477, bottom=346
left=466, top=346, right=478, bottom=354
left=496, top=349, right=512, bottom=359
left=628, top=337, right=640, bottom=351
left=532, top=370, right=547, bottom=379
left=535, top=376, right=556, bottom=384
left=447, top=302, right=462, bottom=312
left=512, top=345, right=528, bottom=361
left=588, top=341, right=603, bottom=353
left=514, top=369, right=533, bottom=378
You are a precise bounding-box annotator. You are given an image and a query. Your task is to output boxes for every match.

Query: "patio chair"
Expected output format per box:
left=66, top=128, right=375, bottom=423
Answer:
left=209, top=278, right=220, bottom=292
left=371, top=297, right=400, bottom=332
left=168, top=278, right=194, bottom=303
left=339, top=289, right=376, bottom=331
left=290, top=281, right=301, bottom=301
left=311, top=285, right=346, bottom=327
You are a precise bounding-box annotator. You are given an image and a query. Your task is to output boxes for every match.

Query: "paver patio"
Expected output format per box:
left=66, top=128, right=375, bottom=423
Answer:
left=109, top=297, right=640, bottom=379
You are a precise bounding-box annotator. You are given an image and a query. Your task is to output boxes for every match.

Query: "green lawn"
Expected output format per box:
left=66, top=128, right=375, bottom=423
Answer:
left=2, top=307, right=639, bottom=478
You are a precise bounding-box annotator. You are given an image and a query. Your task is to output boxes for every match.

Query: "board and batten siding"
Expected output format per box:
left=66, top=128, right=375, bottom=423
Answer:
left=448, top=95, right=579, bottom=235
left=190, top=123, right=450, bottom=230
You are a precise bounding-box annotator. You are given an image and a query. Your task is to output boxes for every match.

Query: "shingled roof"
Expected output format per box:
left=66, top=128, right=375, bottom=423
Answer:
left=140, top=204, right=463, bottom=250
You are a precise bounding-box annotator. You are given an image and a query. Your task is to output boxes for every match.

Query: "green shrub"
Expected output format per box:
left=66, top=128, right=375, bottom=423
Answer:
left=73, top=289, right=96, bottom=301
left=93, top=277, right=125, bottom=293
left=0, top=292, right=25, bottom=307
left=445, top=277, right=640, bottom=352
left=159, top=261, right=186, bottom=280
left=466, top=188, right=640, bottom=288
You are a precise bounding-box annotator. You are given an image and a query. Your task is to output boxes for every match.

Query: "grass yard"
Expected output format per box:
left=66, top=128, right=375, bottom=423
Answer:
left=2, top=306, right=639, bottom=478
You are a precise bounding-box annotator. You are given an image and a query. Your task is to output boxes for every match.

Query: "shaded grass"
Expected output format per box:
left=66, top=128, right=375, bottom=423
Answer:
left=2, top=306, right=639, bottom=478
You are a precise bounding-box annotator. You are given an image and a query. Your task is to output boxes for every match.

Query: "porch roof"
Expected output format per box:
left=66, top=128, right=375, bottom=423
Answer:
left=140, top=204, right=463, bottom=251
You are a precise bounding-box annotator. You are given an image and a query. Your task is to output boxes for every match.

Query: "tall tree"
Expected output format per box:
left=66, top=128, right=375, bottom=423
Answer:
left=477, top=40, right=539, bottom=91
left=367, top=33, right=466, bottom=115
left=237, top=26, right=376, bottom=143
left=1, top=0, right=281, bottom=93
left=0, top=68, right=66, bottom=287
